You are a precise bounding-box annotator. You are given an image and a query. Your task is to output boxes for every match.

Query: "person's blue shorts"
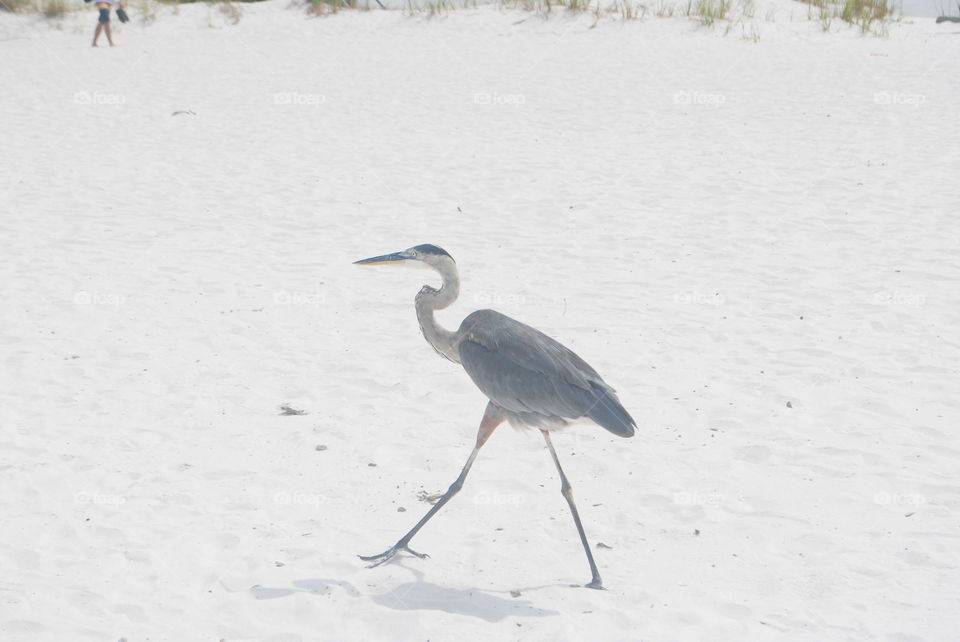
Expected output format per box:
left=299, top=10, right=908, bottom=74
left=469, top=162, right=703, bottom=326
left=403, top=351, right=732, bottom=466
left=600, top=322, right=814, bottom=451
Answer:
left=98, top=7, right=110, bottom=23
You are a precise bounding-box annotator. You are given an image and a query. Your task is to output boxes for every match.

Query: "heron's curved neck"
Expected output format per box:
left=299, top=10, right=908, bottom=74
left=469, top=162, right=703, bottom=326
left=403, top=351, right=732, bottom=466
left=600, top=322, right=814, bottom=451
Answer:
left=416, top=261, right=461, bottom=364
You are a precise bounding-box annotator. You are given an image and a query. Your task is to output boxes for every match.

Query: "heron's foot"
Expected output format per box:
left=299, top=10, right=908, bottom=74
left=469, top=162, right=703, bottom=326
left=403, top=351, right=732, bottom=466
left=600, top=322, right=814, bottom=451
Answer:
left=358, top=543, right=429, bottom=568
left=584, top=578, right=606, bottom=590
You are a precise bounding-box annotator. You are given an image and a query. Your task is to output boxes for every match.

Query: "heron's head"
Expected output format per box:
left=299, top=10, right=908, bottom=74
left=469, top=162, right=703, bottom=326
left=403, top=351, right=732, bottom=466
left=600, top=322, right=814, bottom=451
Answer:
left=355, top=244, right=459, bottom=304
left=353, top=244, right=456, bottom=272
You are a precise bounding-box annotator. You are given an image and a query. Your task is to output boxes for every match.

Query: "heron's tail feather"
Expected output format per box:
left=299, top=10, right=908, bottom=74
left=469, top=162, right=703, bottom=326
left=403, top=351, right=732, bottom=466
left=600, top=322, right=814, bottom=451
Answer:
left=586, top=387, right=636, bottom=438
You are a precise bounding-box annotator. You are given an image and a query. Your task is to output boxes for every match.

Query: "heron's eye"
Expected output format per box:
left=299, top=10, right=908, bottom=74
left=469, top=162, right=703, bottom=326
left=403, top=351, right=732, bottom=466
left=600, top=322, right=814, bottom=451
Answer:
left=409, top=250, right=418, bottom=258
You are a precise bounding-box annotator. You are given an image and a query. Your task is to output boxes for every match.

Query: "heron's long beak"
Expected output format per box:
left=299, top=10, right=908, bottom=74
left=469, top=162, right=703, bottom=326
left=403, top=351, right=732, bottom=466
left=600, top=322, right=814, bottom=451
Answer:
left=353, top=250, right=411, bottom=266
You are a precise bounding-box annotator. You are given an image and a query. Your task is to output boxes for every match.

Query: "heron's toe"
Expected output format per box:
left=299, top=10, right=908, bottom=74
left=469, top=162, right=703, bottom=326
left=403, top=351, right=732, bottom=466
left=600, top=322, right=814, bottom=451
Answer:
left=358, top=549, right=396, bottom=567
left=359, top=544, right=429, bottom=568
left=402, top=545, right=429, bottom=560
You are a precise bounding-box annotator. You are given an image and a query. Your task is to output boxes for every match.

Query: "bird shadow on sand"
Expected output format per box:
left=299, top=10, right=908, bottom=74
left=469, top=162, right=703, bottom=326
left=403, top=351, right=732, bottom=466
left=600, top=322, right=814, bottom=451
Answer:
left=249, top=566, right=561, bottom=623
left=366, top=566, right=561, bottom=622
left=250, top=578, right=361, bottom=600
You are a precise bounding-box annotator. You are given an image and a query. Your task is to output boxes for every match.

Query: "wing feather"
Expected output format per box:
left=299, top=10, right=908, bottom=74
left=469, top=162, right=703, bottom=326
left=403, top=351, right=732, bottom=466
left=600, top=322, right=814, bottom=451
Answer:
left=457, top=310, right=635, bottom=437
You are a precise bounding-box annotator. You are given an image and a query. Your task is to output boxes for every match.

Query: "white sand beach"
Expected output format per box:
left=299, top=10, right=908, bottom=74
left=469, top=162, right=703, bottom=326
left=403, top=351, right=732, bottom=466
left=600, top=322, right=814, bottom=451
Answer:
left=1, top=2, right=959, bottom=640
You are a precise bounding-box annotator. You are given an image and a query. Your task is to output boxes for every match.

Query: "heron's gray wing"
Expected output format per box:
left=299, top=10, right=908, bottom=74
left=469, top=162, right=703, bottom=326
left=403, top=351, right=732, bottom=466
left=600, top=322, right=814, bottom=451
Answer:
left=458, top=310, right=601, bottom=388
left=457, top=310, right=635, bottom=437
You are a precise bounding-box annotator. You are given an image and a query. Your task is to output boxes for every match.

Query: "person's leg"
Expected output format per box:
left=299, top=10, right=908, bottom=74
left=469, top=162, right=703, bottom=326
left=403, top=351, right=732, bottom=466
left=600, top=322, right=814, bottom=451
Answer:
left=92, top=22, right=102, bottom=46
left=105, top=21, right=113, bottom=46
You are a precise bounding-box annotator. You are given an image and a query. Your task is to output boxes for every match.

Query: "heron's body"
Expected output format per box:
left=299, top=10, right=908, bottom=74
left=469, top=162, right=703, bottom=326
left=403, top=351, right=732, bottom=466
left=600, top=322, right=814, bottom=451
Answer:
left=457, top=309, right=635, bottom=436
left=354, top=244, right=635, bottom=589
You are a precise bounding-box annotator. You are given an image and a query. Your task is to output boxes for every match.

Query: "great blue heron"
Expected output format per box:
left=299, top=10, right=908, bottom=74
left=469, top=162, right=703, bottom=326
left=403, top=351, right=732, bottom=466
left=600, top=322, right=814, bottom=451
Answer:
left=354, top=244, right=635, bottom=590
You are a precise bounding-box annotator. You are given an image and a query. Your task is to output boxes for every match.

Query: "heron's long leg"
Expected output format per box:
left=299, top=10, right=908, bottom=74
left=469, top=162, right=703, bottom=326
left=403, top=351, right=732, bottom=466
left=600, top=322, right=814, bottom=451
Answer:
left=359, top=402, right=505, bottom=568
left=541, top=430, right=605, bottom=590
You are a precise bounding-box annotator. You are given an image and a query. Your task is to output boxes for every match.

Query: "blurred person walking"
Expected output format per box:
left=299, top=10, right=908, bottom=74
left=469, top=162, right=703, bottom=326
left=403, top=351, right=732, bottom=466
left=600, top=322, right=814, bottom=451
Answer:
left=91, top=0, right=127, bottom=47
